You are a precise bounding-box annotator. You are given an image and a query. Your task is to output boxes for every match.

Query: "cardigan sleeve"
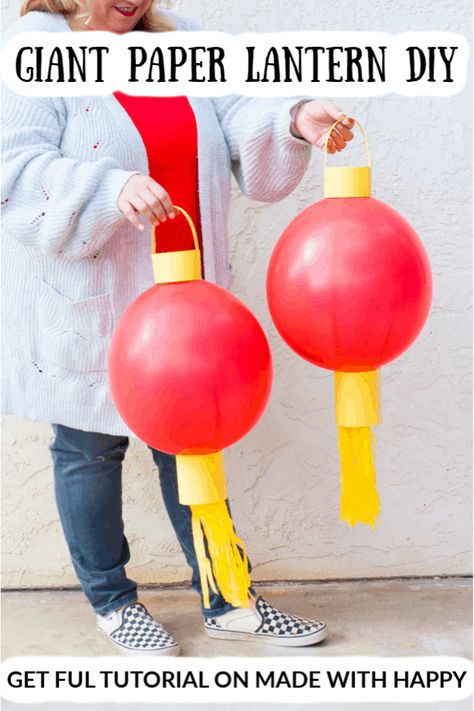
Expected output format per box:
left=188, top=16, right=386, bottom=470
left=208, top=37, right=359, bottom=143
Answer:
left=211, top=95, right=312, bottom=202
left=1, top=88, right=137, bottom=260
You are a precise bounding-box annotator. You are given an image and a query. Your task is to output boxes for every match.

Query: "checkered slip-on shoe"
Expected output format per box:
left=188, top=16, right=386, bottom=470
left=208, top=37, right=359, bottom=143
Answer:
left=97, top=602, right=180, bottom=656
left=204, top=596, right=327, bottom=647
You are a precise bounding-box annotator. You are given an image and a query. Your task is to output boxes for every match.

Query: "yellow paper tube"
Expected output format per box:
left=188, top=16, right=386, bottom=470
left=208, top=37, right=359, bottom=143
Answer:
left=334, top=370, right=381, bottom=527
left=335, top=370, right=380, bottom=427
left=176, top=452, right=252, bottom=609
left=176, top=452, right=227, bottom=505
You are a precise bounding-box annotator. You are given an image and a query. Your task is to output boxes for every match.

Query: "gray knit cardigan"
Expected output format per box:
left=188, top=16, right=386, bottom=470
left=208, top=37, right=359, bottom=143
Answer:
left=1, top=10, right=312, bottom=437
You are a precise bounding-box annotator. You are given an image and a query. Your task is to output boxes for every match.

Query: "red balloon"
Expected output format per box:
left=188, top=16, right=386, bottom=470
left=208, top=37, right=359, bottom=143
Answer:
left=267, top=197, right=432, bottom=371
left=108, top=280, right=272, bottom=454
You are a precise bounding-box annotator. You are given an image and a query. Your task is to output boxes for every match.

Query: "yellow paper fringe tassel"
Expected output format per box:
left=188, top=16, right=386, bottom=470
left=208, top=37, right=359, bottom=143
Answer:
left=190, top=501, right=252, bottom=609
left=338, top=426, right=380, bottom=527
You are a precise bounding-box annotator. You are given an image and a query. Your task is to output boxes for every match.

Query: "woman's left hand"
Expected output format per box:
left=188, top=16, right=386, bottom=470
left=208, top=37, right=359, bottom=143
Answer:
left=291, top=100, right=355, bottom=154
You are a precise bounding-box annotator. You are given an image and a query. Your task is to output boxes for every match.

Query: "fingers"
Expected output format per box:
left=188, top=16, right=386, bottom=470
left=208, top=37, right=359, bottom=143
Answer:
left=128, top=194, right=160, bottom=226
left=313, top=118, right=354, bottom=153
left=301, top=100, right=356, bottom=154
left=142, top=188, right=168, bottom=223
left=315, top=129, right=349, bottom=154
left=121, top=203, right=144, bottom=231
left=315, top=135, right=337, bottom=153
left=321, top=102, right=356, bottom=143
left=148, top=182, right=176, bottom=219
left=330, top=129, right=345, bottom=151
left=318, top=101, right=355, bottom=129
left=329, top=124, right=353, bottom=151
left=118, top=175, right=177, bottom=230
left=336, top=114, right=355, bottom=129
left=335, top=124, right=354, bottom=142
left=299, top=118, right=350, bottom=150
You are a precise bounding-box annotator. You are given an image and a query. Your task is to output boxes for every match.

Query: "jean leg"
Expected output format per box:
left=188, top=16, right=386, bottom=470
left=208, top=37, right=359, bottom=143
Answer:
left=50, top=424, right=137, bottom=616
left=149, top=447, right=254, bottom=617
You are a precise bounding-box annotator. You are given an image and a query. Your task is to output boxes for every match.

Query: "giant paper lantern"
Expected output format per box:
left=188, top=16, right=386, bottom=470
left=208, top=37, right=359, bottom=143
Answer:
left=109, top=208, right=272, bottom=607
left=267, top=120, right=432, bottom=527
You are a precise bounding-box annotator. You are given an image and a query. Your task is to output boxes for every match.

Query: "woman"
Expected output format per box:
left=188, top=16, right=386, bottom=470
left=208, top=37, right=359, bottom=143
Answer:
left=2, top=0, right=354, bottom=656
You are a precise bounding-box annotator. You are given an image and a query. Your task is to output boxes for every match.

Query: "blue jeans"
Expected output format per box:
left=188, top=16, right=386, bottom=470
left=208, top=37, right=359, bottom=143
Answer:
left=50, top=424, right=252, bottom=618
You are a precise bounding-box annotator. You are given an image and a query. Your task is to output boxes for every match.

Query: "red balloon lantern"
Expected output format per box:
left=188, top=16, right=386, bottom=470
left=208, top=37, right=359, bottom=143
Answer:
left=109, top=280, right=271, bottom=455
left=267, top=120, right=432, bottom=526
left=267, top=197, right=431, bottom=372
left=109, top=208, right=272, bottom=607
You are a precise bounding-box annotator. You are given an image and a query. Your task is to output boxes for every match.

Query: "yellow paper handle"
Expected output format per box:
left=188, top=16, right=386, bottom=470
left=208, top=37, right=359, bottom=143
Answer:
left=151, top=205, right=202, bottom=284
left=152, top=204, right=199, bottom=254
left=324, top=118, right=371, bottom=168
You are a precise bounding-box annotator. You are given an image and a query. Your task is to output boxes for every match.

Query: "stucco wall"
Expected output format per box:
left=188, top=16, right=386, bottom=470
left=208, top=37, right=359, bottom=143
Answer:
left=1, top=0, right=472, bottom=588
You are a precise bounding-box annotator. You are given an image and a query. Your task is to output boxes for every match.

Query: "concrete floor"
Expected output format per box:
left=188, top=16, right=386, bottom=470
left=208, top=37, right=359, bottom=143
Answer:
left=1, top=578, right=471, bottom=658
left=1, top=579, right=472, bottom=710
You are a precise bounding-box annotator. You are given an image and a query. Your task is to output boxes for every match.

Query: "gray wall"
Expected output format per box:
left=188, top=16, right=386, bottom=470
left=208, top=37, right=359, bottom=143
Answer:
left=1, top=0, right=472, bottom=587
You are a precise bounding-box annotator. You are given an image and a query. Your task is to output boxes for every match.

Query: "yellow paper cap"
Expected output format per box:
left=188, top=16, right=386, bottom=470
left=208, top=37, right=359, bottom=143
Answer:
left=324, top=166, right=371, bottom=198
left=335, top=370, right=381, bottom=428
left=152, top=249, right=201, bottom=284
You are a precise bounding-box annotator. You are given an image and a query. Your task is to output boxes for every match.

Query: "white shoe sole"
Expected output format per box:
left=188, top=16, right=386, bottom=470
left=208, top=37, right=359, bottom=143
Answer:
left=97, top=626, right=181, bottom=656
left=205, top=624, right=328, bottom=647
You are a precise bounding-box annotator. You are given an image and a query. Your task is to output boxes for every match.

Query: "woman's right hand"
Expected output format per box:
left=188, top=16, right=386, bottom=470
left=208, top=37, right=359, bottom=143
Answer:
left=117, top=174, right=176, bottom=231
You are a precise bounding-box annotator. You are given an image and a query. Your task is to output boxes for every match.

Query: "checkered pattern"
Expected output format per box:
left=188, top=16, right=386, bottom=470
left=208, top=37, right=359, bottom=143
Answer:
left=204, top=597, right=326, bottom=639
left=256, top=597, right=325, bottom=637
left=110, top=603, right=178, bottom=652
left=204, top=616, right=220, bottom=629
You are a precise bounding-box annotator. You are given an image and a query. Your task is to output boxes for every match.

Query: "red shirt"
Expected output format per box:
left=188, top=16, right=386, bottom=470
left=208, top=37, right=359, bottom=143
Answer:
left=113, top=93, right=203, bottom=263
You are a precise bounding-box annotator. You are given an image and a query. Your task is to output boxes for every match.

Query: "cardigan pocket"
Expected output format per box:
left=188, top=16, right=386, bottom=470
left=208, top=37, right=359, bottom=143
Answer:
left=37, top=280, right=113, bottom=373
